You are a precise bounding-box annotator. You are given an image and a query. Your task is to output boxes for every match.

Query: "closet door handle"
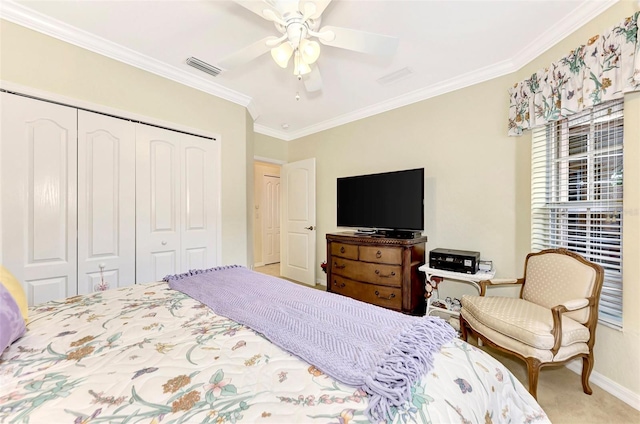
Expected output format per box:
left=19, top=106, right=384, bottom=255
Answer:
left=305, top=225, right=315, bottom=230
left=161, top=240, right=167, bottom=245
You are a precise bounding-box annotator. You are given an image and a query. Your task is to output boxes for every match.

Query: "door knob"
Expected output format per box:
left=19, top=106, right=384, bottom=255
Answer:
left=304, top=225, right=315, bottom=230
left=161, top=240, right=167, bottom=245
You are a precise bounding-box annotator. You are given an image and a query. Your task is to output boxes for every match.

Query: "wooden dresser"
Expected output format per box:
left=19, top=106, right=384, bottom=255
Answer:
left=326, top=232, right=428, bottom=315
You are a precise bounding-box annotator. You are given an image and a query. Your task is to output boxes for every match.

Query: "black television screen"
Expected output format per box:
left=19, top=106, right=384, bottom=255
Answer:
left=337, top=168, right=424, bottom=231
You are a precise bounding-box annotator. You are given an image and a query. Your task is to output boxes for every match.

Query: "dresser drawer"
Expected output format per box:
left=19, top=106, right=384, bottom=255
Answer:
left=331, top=275, right=402, bottom=310
left=359, top=246, right=402, bottom=265
left=330, top=242, right=358, bottom=260
left=331, top=258, right=402, bottom=287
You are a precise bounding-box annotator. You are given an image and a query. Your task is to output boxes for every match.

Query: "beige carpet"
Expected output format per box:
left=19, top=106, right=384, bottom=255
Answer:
left=254, top=264, right=640, bottom=423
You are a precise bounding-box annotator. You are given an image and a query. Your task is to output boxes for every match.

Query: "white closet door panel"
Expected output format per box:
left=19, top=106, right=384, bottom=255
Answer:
left=0, top=93, right=77, bottom=305
left=181, top=138, right=217, bottom=271
left=77, top=111, right=135, bottom=294
left=136, top=124, right=219, bottom=282
left=136, top=124, right=181, bottom=282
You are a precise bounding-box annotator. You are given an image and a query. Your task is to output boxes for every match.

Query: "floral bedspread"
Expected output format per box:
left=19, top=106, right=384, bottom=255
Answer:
left=0, top=282, right=549, bottom=423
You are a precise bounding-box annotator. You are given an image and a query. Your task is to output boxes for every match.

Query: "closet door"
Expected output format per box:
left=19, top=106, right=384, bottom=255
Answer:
left=77, top=111, right=135, bottom=294
left=0, top=93, right=78, bottom=305
left=136, top=124, right=218, bottom=282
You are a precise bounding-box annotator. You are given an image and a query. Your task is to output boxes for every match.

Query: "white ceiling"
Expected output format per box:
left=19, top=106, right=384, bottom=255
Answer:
left=1, top=0, right=618, bottom=140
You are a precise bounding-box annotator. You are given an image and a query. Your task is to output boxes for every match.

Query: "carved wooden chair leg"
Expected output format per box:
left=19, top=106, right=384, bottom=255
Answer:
left=459, top=315, right=468, bottom=341
left=525, top=357, right=542, bottom=400
left=581, top=354, right=594, bottom=395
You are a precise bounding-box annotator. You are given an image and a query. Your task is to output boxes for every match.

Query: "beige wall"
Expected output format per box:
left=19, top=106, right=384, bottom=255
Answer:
left=254, top=133, right=289, bottom=162
left=285, top=1, right=640, bottom=401
left=0, top=19, right=251, bottom=266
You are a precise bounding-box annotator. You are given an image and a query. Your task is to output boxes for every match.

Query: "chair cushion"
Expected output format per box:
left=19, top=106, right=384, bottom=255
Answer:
left=462, top=311, right=589, bottom=363
left=461, top=295, right=590, bottom=350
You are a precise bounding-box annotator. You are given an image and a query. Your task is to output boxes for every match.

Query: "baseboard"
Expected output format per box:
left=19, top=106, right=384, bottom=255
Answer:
left=565, top=362, right=640, bottom=411
left=316, top=278, right=327, bottom=287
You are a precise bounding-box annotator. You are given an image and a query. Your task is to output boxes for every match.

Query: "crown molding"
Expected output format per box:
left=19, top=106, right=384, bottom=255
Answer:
left=0, top=0, right=259, bottom=119
left=1, top=0, right=619, bottom=141
left=257, top=58, right=516, bottom=141
left=510, top=0, right=619, bottom=70
left=254, top=0, right=620, bottom=141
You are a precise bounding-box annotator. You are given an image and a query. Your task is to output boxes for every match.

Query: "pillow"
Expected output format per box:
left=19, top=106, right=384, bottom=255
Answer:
left=0, top=265, right=28, bottom=322
left=0, top=282, right=27, bottom=353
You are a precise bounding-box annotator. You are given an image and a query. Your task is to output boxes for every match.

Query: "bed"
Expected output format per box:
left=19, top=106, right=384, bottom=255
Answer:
left=0, top=266, right=549, bottom=423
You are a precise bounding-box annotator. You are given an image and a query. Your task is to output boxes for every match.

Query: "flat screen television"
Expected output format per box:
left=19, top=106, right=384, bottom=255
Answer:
left=337, top=168, right=424, bottom=235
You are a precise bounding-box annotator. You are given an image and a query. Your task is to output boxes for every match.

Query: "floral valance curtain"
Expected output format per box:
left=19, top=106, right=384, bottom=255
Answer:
left=508, top=11, right=640, bottom=136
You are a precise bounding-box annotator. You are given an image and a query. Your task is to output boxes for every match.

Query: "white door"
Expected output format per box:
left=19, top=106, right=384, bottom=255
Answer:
left=136, top=124, right=218, bottom=282
left=77, top=110, right=136, bottom=294
left=0, top=93, right=78, bottom=305
left=262, top=175, right=280, bottom=265
left=180, top=134, right=219, bottom=271
left=281, top=158, right=316, bottom=285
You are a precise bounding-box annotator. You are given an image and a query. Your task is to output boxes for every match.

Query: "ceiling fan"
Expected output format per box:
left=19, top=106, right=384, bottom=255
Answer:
left=218, top=0, right=399, bottom=92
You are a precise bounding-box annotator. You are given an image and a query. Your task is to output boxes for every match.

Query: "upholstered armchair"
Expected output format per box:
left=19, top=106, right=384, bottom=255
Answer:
left=459, top=248, right=604, bottom=399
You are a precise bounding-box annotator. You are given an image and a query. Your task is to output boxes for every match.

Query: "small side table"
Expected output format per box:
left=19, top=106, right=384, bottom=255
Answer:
left=418, top=265, right=496, bottom=318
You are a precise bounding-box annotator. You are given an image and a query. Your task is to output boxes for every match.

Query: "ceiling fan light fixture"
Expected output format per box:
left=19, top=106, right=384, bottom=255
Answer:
left=271, top=42, right=294, bottom=68
left=293, top=51, right=312, bottom=75
left=300, top=39, right=320, bottom=64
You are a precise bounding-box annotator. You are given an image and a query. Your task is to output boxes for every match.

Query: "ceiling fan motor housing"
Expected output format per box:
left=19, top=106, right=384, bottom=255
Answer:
left=276, top=12, right=320, bottom=48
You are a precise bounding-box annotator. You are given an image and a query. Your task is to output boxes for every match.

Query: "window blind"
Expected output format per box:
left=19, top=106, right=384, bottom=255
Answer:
left=531, top=99, right=624, bottom=328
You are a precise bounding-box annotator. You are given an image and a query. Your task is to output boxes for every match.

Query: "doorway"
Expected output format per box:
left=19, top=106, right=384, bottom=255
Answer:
left=253, top=161, right=282, bottom=268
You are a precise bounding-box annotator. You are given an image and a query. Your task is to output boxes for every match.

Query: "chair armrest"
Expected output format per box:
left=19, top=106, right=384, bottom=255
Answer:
left=560, top=298, right=589, bottom=311
left=550, top=297, right=594, bottom=354
left=479, top=278, right=524, bottom=296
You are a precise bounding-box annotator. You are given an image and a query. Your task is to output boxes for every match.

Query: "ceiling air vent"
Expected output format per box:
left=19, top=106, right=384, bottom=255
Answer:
left=186, top=57, right=222, bottom=77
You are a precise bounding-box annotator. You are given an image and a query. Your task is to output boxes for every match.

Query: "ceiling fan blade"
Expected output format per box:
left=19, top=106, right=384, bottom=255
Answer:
left=303, top=65, right=323, bottom=92
left=218, top=36, right=279, bottom=71
left=232, top=0, right=282, bottom=23
left=300, top=0, right=332, bottom=20
left=317, top=25, right=399, bottom=56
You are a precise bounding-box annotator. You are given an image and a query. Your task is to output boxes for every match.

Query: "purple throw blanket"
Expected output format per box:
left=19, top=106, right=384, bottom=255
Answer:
left=165, top=265, right=455, bottom=422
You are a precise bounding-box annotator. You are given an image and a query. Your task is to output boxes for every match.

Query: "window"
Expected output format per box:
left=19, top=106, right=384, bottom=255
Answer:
left=532, top=99, right=623, bottom=328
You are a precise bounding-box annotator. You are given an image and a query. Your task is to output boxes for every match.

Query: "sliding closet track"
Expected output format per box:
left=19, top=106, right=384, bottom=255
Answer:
left=0, top=88, right=216, bottom=141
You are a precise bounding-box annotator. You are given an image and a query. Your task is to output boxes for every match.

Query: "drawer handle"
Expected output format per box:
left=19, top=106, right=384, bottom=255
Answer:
left=333, top=262, right=346, bottom=269
left=333, top=280, right=346, bottom=288
left=375, top=269, right=396, bottom=278
left=340, top=246, right=345, bottom=253
left=376, top=250, right=382, bottom=258
left=375, top=291, right=396, bottom=300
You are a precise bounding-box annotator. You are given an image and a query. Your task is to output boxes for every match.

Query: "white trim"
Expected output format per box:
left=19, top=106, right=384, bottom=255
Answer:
left=267, top=59, right=516, bottom=141
left=0, top=81, right=220, bottom=141
left=0, top=0, right=619, bottom=142
left=0, top=0, right=259, bottom=121
left=565, top=361, right=640, bottom=412
left=316, top=278, right=327, bottom=287
left=254, top=156, right=286, bottom=165
left=510, top=0, right=619, bottom=70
